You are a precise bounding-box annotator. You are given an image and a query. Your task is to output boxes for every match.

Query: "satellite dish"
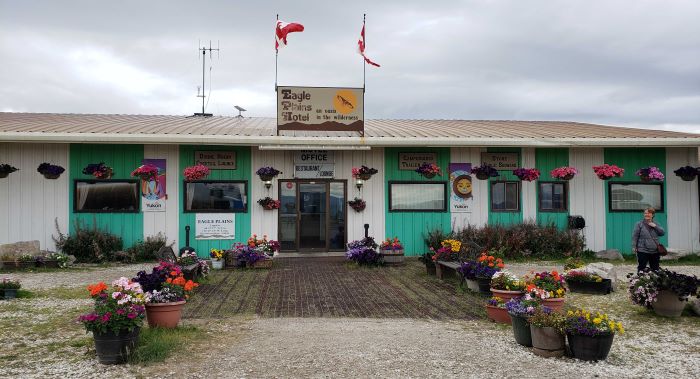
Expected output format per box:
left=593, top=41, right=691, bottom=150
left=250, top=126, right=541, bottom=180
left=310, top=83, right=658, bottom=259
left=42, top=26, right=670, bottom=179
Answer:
left=234, top=105, right=246, bottom=118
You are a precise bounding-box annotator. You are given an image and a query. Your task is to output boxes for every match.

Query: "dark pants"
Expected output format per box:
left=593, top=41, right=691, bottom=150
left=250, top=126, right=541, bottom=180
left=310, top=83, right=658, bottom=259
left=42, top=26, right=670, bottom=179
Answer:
left=637, top=252, right=660, bottom=272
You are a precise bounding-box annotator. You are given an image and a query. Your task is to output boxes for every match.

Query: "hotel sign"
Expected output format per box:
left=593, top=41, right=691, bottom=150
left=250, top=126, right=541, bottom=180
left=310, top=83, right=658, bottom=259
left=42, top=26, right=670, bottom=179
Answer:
left=194, top=151, right=236, bottom=170
left=277, top=86, right=364, bottom=132
left=480, top=153, right=519, bottom=170
left=399, top=152, right=438, bottom=170
left=195, top=213, right=235, bottom=240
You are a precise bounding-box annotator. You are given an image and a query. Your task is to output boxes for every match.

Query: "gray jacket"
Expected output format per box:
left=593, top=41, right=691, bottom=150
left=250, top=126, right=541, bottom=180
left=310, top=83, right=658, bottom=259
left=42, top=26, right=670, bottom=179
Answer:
left=632, top=220, right=665, bottom=254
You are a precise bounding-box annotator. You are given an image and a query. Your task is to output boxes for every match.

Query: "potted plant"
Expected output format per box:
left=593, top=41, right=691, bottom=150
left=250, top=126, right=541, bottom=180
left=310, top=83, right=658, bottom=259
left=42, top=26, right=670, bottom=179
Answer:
left=420, top=249, right=437, bottom=275
left=0, top=278, right=21, bottom=300
left=183, top=164, right=210, bottom=182
left=673, top=166, right=698, bottom=182
left=82, top=162, right=114, bottom=179
left=78, top=279, right=147, bottom=364
left=379, top=237, right=404, bottom=264
left=37, top=162, right=65, bottom=179
left=490, top=270, right=526, bottom=302
left=0, top=254, right=16, bottom=269
left=457, top=260, right=479, bottom=292
left=210, top=248, right=225, bottom=270
left=0, top=164, right=18, bottom=179
left=505, top=295, right=542, bottom=347
left=433, top=239, right=461, bottom=263
left=257, top=197, right=281, bottom=210
left=550, top=166, right=578, bottom=181
left=471, top=163, right=499, bottom=180
left=348, top=197, right=366, bottom=212
left=345, top=237, right=383, bottom=266
left=246, top=234, right=280, bottom=261
left=565, top=308, right=624, bottom=361
left=524, top=271, right=567, bottom=313
left=627, top=269, right=699, bottom=317
left=45, top=252, right=70, bottom=268
left=528, top=308, right=567, bottom=358
left=256, top=166, right=282, bottom=181
left=131, top=164, right=159, bottom=181
left=133, top=262, right=198, bottom=328
left=564, top=270, right=612, bottom=295
left=176, top=251, right=210, bottom=280
left=17, top=254, right=35, bottom=269
left=352, top=165, right=378, bottom=180
left=422, top=229, right=450, bottom=275
left=415, top=162, right=442, bottom=179
left=512, top=168, right=540, bottom=182
left=474, top=252, right=504, bottom=297
left=592, top=164, right=624, bottom=180
left=636, top=166, right=664, bottom=182
left=485, top=297, right=511, bottom=324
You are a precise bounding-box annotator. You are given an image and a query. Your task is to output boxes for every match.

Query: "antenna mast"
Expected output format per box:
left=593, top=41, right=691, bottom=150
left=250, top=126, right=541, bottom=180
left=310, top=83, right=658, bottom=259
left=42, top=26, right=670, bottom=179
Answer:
left=195, top=40, right=220, bottom=117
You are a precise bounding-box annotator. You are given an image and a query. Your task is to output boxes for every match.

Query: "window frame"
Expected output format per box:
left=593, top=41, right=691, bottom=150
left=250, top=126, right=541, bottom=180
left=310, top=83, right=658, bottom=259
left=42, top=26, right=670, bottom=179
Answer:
left=490, top=180, right=521, bottom=212
left=388, top=180, right=448, bottom=213
left=538, top=181, right=569, bottom=213
left=608, top=181, right=665, bottom=213
left=183, top=180, right=249, bottom=213
left=73, top=179, right=141, bottom=214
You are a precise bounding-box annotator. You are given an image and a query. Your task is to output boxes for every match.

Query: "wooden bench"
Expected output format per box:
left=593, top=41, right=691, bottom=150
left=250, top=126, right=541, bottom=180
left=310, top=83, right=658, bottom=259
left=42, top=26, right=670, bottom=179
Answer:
left=156, top=246, right=199, bottom=280
left=435, top=260, right=463, bottom=283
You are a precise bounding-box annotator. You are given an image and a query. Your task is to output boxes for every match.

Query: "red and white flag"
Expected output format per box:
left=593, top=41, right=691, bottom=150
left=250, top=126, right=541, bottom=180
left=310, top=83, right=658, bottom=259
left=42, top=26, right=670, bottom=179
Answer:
left=358, top=25, right=380, bottom=67
left=275, top=20, right=304, bottom=51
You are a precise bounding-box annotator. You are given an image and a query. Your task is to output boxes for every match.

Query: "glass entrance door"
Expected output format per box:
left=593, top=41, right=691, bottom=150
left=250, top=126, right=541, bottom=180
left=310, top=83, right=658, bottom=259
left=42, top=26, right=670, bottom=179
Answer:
left=299, top=183, right=327, bottom=249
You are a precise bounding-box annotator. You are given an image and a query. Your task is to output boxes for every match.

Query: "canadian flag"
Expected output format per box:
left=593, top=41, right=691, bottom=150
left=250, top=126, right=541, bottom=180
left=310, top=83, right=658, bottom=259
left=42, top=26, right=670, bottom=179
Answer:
left=358, top=25, right=380, bottom=67
left=275, top=20, right=304, bottom=51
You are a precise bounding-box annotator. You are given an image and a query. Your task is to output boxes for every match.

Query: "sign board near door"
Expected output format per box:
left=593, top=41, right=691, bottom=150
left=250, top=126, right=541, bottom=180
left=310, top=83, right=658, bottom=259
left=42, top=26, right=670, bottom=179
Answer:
left=294, top=164, right=335, bottom=179
left=480, top=152, right=518, bottom=170
left=195, top=213, right=235, bottom=240
left=194, top=151, right=236, bottom=170
left=294, top=150, right=335, bottom=163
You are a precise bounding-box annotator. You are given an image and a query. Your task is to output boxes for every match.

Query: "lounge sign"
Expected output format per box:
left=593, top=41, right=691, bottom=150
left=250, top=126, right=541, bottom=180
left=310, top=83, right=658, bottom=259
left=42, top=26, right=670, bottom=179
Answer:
left=399, top=152, right=437, bottom=170
left=194, top=151, right=236, bottom=170
left=480, top=153, right=519, bottom=170
left=277, top=86, right=364, bottom=132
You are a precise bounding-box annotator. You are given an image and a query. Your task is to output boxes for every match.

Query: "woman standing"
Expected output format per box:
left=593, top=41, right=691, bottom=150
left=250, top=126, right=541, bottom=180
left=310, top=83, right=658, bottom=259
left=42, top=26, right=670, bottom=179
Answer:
left=632, top=207, right=665, bottom=272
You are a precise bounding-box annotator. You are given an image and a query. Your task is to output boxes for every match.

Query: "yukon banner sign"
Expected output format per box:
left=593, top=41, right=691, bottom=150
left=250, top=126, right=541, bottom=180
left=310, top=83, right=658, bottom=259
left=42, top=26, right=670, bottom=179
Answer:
left=277, top=86, right=364, bottom=132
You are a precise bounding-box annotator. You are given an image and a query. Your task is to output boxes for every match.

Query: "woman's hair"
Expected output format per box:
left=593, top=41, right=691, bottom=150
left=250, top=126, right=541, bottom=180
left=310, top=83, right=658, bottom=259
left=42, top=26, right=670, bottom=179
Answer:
left=644, top=207, right=656, bottom=215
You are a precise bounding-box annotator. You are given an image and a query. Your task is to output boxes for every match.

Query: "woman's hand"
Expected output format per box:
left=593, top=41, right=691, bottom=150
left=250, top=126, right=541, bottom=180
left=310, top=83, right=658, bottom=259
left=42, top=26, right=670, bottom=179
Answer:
left=648, top=222, right=657, bottom=228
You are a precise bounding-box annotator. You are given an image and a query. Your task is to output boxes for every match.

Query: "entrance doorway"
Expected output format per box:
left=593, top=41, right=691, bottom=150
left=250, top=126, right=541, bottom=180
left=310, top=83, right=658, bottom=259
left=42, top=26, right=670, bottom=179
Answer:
left=278, top=180, right=347, bottom=252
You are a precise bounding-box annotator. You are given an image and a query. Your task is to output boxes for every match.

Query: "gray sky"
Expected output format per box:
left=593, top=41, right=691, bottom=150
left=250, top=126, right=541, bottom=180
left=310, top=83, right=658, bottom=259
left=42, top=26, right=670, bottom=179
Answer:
left=1, top=0, right=699, bottom=133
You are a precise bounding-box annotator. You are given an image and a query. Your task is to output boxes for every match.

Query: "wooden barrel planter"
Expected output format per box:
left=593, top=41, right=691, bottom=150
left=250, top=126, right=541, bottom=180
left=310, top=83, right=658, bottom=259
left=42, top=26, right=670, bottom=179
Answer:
left=568, top=333, right=615, bottom=361
left=380, top=249, right=404, bottom=264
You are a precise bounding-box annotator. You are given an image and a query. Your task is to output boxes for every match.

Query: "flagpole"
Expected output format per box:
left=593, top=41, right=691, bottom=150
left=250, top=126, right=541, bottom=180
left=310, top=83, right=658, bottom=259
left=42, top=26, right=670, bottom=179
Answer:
left=363, top=13, right=366, bottom=93
left=275, top=14, right=279, bottom=92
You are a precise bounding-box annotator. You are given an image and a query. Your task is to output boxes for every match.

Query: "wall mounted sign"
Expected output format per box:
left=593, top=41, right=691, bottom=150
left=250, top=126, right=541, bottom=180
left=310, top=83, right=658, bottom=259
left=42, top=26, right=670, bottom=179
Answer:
left=449, top=163, right=473, bottom=213
left=195, top=213, right=235, bottom=240
left=277, top=86, right=364, bottom=132
left=194, top=151, right=236, bottom=170
left=399, top=152, right=438, bottom=170
left=294, top=164, right=336, bottom=179
left=480, top=153, right=519, bottom=170
left=141, top=158, right=166, bottom=212
left=294, top=150, right=335, bottom=163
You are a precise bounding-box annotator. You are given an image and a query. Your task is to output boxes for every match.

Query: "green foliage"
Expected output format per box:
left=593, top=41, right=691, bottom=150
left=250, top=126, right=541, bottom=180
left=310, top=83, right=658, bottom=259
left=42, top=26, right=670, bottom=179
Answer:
left=527, top=308, right=566, bottom=334
left=424, top=228, right=452, bottom=251
left=129, top=326, right=203, bottom=365
left=53, top=219, right=123, bottom=263
left=118, top=233, right=169, bottom=263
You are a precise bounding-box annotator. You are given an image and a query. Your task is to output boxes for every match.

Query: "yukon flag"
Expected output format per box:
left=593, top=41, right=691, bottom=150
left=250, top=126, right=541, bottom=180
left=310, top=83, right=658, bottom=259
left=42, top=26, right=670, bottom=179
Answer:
left=358, top=25, right=380, bottom=67
left=275, top=20, right=304, bottom=51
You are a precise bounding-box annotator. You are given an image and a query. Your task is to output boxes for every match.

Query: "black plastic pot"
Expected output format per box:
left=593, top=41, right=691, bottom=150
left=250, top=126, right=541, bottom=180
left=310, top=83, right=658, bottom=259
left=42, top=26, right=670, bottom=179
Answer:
left=93, top=327, right=140, bottom=364
left=567, top=333, right=614, bottom=361
left=476, top=277, right=492, bottom=297
left=425, top=262, right=436, bottom=276
left=510, top=314, right=532, bottom=347
left=2, top=289, right=18, bottom=299
left=566, top=279, right=612, bottom=295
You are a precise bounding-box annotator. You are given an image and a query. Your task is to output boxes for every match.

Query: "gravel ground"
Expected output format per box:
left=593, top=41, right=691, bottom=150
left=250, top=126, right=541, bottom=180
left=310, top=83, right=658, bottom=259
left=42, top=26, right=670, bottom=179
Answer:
left=1, top=263, right=154, bottom=290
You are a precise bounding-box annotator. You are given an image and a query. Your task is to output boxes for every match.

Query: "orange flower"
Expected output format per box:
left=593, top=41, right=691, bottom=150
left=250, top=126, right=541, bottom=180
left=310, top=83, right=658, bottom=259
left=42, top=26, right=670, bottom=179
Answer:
left=88, top=282, right=108, bottom=296
left=170, top=271, right=177, bottom=277
left=166, top=278, right=172, bottom=283
left=497, top=262, right=505, bottom=269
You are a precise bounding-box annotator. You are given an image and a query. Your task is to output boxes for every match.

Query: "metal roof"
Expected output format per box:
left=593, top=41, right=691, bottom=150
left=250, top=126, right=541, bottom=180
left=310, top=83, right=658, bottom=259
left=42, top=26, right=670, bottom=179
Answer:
left=1, top=112, right=698, bottom=147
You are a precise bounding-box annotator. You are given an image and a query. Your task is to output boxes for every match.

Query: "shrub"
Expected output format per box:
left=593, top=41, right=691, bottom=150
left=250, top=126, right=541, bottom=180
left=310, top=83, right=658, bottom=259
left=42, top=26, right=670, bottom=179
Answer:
left=53, top=219, right=123, bottom=263
left=121, top=233, right=169, bottom=263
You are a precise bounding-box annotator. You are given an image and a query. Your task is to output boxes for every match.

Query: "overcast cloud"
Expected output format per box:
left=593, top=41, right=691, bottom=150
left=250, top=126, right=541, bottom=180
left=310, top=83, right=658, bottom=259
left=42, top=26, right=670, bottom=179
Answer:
left=1, top=0, right=699, bottom=133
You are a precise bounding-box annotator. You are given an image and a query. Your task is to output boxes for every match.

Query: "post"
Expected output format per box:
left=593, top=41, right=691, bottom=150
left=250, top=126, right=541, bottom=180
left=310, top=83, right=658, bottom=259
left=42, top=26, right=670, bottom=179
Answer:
left=185, top=225, right=190, bottom=247
left=364, top=223, right=369, bottom=239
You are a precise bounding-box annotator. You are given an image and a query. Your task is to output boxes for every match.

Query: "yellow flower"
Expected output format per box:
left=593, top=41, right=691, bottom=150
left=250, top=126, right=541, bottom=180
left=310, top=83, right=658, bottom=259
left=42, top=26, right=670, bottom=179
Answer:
left=608, top=321, right=615, bottom=330
left=593, top=318, right=602, bottom=325
left=567, top=311, right=574, bottom=316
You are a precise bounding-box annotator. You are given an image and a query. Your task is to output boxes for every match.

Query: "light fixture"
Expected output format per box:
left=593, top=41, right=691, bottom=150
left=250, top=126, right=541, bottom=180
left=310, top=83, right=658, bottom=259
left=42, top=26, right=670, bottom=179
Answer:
left=264, top=180, right=272, bottom=190
left=355, top=178, right=364, bottom=191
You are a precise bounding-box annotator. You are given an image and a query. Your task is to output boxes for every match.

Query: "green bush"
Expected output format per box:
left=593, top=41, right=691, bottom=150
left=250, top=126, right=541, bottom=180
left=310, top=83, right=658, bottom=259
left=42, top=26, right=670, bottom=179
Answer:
left=53, top=219, right=123, bottom=263
left=119, top=233, right=169, bottom=263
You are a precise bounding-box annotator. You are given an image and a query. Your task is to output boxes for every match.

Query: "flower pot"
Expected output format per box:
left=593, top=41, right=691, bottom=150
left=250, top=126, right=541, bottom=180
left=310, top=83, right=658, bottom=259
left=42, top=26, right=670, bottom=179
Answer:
left=490, top=289, right=524, bottom=302
left=560, top=174, right=575, bottom=181
left=262, top=205, right=278, bottom=210
left=541, top=297, right=566, bottom=313
left=485, top=305, right=511, bottom=324
left=0, top=172, right=8, bottom=178
left=475, top=172, right=489, bottom=180
left=510, top=314, right=532, bottom=347
left=211, top=258, right=224, bottom=270
left=640, top=176, right=652, bottom=183
left=567, top=333, right=614, bottom=361
left=145, top=301, right=186, bottom=328
left=422, top=172, right=436, bottom=179
left=42, top=173, right=60, bottom=179
left=42, top=260, right=60, bottom=268
left=465, top=278, right=480, bottom=292
left=566, top=279, right=612, bottom=295
left=2, top=289, right=18, bottom=299
left=680, top=175, right=696, bottom=182
left=18, top=261, right=34, bottom=269
left=350, top=204, right=366, bottom=212
left=476, top=277, right=492, bottom=297
left=358, top=173, right=372, bottom=180
left=248, top=258, right=273, bottom=269
left=530, top=325, right=565, bottom=357
left=425, top=262, right=437, bottom=276
left=652, top=289, right=687, bottom=317
left=380, top=249, right=404, bottom=264
left=259, top=174, right=274, bottom=182
left=93, top=327, right=140, bottom=364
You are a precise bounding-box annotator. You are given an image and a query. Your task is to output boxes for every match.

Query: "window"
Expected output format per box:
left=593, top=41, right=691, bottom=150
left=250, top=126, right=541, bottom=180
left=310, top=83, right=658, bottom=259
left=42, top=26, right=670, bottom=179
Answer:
left=609, top=182, right=664, bottom=212
left=184, top=181, right=248, bottom=213
left=490, top=181, right=520, bottom=212
left=539, top=182, right=568, bottom=212
left=389, top=181, right=447, bottom=212
left=74, top=180, right=140, bottom=213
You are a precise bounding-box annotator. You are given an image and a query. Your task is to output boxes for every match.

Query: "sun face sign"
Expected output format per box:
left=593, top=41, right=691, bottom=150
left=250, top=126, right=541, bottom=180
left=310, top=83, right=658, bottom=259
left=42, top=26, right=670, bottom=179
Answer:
left=333, top=89, right=357, bottom=115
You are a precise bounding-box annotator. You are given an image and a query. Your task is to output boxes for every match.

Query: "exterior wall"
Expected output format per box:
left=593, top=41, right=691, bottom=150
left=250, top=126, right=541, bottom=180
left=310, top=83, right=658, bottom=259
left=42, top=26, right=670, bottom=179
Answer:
left=521, top=147, right=537, bottom=222
left=665, top=147, right=699, bottom=251
left=604, top=147, right=668, bottom=255
left=385, top=147, right=451, bottom=255
left=569, top=148, right=606, bottom=251
left=450, top=147, right=488, bottom=229
left=143, top=144, right=179, bottom=248
left=69, top=144, right=144, bottom=248
left=0, top=142, right=69, bottom=251
left=487, top=147, right=523, bottom=226
left=179, top=145, right=251, bottom=256
left=535, top=148, right=570, bottom=229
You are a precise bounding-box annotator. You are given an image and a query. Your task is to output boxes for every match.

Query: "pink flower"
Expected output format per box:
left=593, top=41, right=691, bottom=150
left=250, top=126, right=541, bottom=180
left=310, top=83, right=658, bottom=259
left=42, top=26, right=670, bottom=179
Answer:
left=116, top=309, right=126, bottom=315
left=127, top=312, right=137, bottom=319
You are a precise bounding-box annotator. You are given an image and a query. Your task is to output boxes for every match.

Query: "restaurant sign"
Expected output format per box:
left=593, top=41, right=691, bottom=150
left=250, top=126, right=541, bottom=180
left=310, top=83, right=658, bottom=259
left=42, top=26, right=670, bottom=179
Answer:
left=194, top=151, right=236, bottom=170
left=399, top=152, right=438, bottom=170
left=277, top=86, right=364, bottom=132
left=480, top=153, right=519, bottom=170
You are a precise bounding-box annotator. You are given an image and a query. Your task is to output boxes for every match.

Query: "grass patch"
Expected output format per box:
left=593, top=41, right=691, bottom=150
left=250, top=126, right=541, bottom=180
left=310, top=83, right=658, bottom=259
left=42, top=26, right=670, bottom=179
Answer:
left=129, top=326, right=204, bottom=365
left=33, top=286, right=87, bottom=300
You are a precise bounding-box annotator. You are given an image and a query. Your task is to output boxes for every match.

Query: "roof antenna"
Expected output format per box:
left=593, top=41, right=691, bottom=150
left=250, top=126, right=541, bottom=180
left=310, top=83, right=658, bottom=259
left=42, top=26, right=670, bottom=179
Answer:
left=234, top=105, right=247, bottom=118
left=194, top=40, right=220, bottom=117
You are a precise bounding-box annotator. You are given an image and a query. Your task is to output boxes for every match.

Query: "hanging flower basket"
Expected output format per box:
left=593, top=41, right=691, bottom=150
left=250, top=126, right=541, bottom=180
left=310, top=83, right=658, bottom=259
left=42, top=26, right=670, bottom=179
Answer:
left=256, top=166, right=282, bottom=182
left=37, top=163, right=65, bottom=180
left=636, top=166, right=664, bottom=182
left=348, top=197, right=366, bottom=212
left=0, top=164, right=18, bottom=179
left=131, top=164, right=159, bottom=182
left=471, top=164, right=499, bottom=180
left=592, top=164, right=624, bottom=180
left=83, top=162, right=113, bottom=179
left=415, top=163, right=441, bottom=179
left=352, top=166, right=378, bottom=181
left=183, top=164, right=210, bottom=182
left=257, top=197, right=280, bottom=210
left=673, top=166, right=698, bottom=182
left=513, top=168, right=540, bottom=181
left=550, top=166, right=578, bottom=181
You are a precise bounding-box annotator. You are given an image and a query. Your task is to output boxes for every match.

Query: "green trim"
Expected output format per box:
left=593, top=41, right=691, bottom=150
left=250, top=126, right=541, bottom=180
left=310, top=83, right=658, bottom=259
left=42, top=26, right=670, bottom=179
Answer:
left=604, top=148, right=667, bottom=255
left=487, top=147, right=523, bottom=226
left=179, top=146, right=251, bottom=257
left=69, top=144, right=144, bottom=248
left=384, top=147, right=451, bottom=256
left=535, top=148, right=569, bottom=229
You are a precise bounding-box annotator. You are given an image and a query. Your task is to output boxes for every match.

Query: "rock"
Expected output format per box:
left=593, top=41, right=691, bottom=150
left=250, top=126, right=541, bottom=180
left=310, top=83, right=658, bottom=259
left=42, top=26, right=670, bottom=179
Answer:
left=595, top=249, right=624, bottom=261
left=67, top=254, right=77, bottom=265
left=660, top=249, right=695, bottom=261
left=0, top=240, right=41, bottom=258
left=583, top=262, right=618, bottom=292
left=690, top=297, right=700, bottom=317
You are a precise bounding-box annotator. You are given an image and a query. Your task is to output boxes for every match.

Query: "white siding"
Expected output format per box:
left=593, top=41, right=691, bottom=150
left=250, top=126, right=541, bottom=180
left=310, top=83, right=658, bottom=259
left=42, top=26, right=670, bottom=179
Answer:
left=666, top=147, right=700, bottom=252
left=0, top=143, right=69, bottom=251
left=450, top=147, right=488, bottom=229
left=143, top=145, right=179, bottom=248
left=521, top=147, right=537, bottom=222
left=569, top=148, right=606, bottom=251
